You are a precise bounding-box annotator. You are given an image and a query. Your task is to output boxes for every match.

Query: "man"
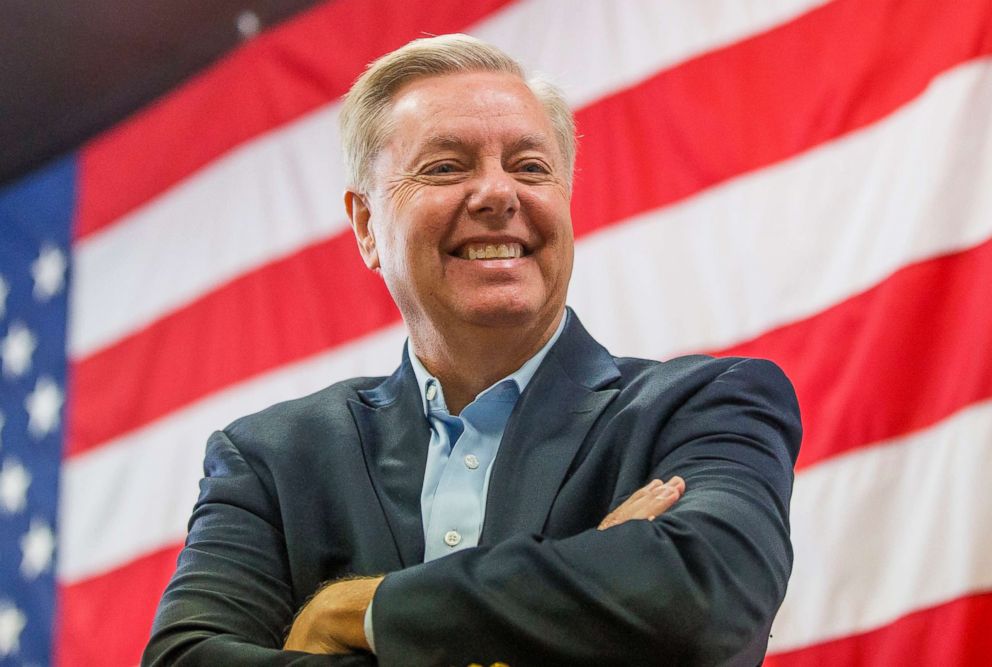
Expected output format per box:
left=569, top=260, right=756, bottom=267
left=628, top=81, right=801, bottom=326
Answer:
left=144, top=34, right=801, bottom=666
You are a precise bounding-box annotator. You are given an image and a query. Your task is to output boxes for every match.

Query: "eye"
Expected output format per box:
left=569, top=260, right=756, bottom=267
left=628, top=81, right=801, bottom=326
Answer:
left=425, top=162, right=459, bottom=175
left=518, top=160, right=551, bottom=175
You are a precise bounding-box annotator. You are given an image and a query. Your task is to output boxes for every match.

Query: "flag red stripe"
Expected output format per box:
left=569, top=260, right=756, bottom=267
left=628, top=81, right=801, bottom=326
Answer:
left=67, top=6, right=992, bottom=458
left=56, top=467, right=992, bottom=667
left=76, top=0, right=992, bottom=244
left=55, top=544, right=183, bottom=667
left=714, top=235, right=992, bottom=471
left=75, top=0, right=515, bottom=240
left=67, top=233, right=399, bottom=457
left=69, top=230, right=992, bottom=479
left=568, top=0, right=992, bottom=237
left=766, top=591, right=992, bottom=667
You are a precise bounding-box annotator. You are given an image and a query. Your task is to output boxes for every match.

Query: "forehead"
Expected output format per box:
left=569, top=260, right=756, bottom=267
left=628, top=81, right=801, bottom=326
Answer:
left=384, top=71, right=556, bottom=155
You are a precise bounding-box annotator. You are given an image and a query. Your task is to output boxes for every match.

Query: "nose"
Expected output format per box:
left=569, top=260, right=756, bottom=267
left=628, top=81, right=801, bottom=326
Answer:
left=467, top=162, right=518, bottom=224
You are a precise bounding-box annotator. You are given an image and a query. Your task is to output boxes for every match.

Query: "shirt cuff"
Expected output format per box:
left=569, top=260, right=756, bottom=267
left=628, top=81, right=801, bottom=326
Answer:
left=363, top=597, right=376, bottom=654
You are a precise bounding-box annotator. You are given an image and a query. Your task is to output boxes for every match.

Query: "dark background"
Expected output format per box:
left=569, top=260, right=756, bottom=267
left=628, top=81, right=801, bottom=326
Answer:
left=0, top=0, right=322, bottom=186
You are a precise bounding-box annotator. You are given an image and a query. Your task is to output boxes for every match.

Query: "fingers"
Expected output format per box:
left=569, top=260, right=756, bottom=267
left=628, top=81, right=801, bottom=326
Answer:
left=629, top=478, right=662, bottom=500
left=598, top=476, right=686, bottom=530
left=645, top=478, right=683, bottom=520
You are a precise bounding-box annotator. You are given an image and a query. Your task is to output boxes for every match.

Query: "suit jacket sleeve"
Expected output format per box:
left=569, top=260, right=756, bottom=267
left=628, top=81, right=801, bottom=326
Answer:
left=142, top=430, right=376, bottom=666
left=371, top=358, right=801, bottom=667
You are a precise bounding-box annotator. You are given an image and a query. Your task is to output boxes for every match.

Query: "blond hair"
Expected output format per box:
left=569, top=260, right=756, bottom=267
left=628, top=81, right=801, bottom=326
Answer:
left=340, top=34, right=576, bottom=193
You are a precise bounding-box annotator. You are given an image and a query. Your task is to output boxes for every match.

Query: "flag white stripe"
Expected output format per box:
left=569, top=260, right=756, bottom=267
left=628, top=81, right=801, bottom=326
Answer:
left=69, top=0, right=829, bottom=359
left=475, top=0, right=830, bottom=109
left=57, top=323, right=407, bottom=583
left=571, top=58, right=992, bottom=358
left=69, top=105, right=347, bottom=359
left=769, top=399, right=992, bottom=653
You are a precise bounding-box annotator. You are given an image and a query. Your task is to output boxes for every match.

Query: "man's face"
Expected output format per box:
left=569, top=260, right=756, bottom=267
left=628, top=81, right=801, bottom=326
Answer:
left=350, top=71, right=574, bottom=339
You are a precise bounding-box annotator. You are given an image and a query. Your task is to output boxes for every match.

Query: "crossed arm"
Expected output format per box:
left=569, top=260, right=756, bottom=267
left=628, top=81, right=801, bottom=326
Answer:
left=281, top=360, right=799, bottom=666
left=283, top=476, right=687, bottom=654
left=145, top=358, right=799, bottom=666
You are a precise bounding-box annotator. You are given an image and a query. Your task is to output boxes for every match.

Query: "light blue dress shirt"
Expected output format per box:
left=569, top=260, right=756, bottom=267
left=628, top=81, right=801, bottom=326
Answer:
left=411, top=313, right=566, bottom=562
left=364, top=312, right=567, bottom=651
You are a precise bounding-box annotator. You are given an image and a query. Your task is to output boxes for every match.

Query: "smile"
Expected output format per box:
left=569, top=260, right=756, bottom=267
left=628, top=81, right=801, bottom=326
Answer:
left=457, top=242, right=525, bottom=260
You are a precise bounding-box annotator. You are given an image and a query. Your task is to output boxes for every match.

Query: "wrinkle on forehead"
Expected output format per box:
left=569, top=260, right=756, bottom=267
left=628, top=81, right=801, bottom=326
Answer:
left=424, top=132, right=553, bottom=150
left=390, top=75, right=537, bottom=116
left=387, top=74, right=554, bottom=148
left=411, top=131, right=555, bottom=158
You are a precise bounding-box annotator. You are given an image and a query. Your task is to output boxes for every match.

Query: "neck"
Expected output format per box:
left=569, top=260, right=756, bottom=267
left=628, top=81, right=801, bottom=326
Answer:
left=410, top=310, right=564, bottom=415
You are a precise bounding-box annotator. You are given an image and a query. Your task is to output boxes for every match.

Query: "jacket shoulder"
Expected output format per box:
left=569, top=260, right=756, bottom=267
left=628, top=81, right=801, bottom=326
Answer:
left=612, top=355, right=800, bottom=440
left=613, top=353, right=792, bottom=390
left=221, top=375, right=387, bottom=449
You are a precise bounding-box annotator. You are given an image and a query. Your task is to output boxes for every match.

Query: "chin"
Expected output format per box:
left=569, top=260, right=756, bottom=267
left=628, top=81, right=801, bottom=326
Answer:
left=458, top=300, right=545, bottom=330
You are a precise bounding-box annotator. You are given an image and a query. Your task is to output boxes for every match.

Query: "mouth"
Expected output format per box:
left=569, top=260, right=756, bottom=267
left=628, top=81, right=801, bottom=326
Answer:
left=454, top=241, right=526, bottom=260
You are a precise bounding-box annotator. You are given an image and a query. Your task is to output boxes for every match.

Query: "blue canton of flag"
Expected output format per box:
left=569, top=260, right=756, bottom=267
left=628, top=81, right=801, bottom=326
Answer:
left=0, top=157, right=74, bottom=666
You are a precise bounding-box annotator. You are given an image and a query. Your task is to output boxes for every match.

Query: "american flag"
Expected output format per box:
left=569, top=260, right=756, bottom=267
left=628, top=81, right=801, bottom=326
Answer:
left=1, top=0, right=991, bottom=664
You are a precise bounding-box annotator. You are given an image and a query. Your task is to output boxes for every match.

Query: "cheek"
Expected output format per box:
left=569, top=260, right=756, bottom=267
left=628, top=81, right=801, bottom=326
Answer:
left=550, top=241, right=574, bottom=287
left=374, top=214, right=437, bottom=282
left=529, top=192, right=574, bottom=282
left=530, top=193, right=573, bottom=243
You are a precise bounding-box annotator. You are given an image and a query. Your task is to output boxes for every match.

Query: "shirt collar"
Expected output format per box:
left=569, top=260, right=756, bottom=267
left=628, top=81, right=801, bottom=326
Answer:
left=407, top=310, right=569, bottom=417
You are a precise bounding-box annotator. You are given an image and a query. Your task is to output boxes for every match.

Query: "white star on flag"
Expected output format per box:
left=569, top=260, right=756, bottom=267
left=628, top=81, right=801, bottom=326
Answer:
left=20, top=518, right=55, bottom=581
left=0, top=601, right=27, bottom=658
left=24, top=376, right=63, bottom=439
left=0, top=274, right=9, bottom=319
left=30, top=244, right=67, bottom=302
left=0, top=458, right=31, bottom=514
left=1, top=321, right=38, bottom=378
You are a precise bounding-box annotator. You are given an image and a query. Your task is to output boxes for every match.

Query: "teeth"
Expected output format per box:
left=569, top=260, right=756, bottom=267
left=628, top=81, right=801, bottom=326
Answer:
left=461, top=243, right=523, bottom=260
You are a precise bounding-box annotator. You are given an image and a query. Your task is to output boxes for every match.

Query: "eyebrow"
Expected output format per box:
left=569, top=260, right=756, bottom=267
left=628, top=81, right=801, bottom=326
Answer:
left=507, top=133, right=555, bottom=154
left=419, top=135, right=465, bottom=151
left=417, top=133, right=554, bottom=154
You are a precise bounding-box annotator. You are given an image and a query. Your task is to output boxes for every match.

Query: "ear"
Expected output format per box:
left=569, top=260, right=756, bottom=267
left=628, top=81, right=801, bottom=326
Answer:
left=345, top=189, right=379, bottom=271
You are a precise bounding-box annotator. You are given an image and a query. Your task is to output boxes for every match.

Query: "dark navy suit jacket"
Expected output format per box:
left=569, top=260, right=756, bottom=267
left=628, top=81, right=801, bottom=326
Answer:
left=144, top=310, right=801, bottom=666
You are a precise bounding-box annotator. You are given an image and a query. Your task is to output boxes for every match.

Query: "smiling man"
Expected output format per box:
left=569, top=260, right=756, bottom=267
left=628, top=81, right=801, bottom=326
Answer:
left=345, top=68, right=574, bottom=416
left=144, top=35, right=801, bottom=667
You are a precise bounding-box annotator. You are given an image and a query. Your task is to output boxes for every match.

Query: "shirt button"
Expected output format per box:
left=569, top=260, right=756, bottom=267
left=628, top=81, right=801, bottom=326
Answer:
left=464, top=454, right=480, bottom=470
left=444, top=530, right=462, bottom=547
left=426, top=382, right=438, bottom=401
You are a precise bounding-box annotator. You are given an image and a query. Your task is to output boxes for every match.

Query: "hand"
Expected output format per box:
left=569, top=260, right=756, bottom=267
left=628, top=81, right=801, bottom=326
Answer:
left=284, top=576, right=382, bottom=654
left=598, top=476, right=685, bottom=530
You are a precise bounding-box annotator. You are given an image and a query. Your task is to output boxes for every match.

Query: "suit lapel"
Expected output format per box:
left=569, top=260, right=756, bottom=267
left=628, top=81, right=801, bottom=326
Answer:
left=482, top=311, right=621, bottom=544
left=349, top=354, right=428, bottom=568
